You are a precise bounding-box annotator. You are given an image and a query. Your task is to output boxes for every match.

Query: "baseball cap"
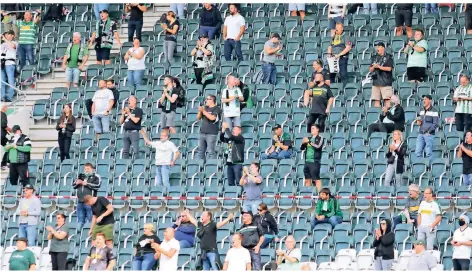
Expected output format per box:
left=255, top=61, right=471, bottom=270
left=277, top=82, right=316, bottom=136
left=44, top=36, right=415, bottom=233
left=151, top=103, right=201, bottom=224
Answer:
left=272, top=124, right=282, bottom=131
left=241, top=210, right=253, bottom=217
left=408, top=184, right=420, bottom=193
left=413, top=239, right=426, bottom=246
left=12, top=125, right=21, bottom=133
left=272, top=33, right=281, bottom=40
left=374, top=41, right=386, bottom=48
left=423, top=94, right=433, bottom=100
left=23, top=184, right=35, bottom=191
left=4, top=30, right=15, bottom=36
left=17, top=237, right=28, bottom=243
left=459, top=214, right=470, bottom=225
left=199, top=33, right=209, bottom=39
left=99, top=9, right=109, bottom=13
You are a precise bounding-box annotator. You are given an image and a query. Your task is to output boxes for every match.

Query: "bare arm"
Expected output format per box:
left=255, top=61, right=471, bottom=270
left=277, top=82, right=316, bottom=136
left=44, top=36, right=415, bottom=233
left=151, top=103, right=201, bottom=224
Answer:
left=217, top=216, right=233, bottom=228
left=223, top=261, right=229, bottom=271
left=431, top=215, right=441, bottom=228
left=201, top=110, right=217, bottom=121
left=90, top=215, right=97, bottom=232
left=247, top=174, right=262, bottom=184
left=458, top=146, right=463, bottom=158
left=236, top=25, right=245, bottom=40
left=264, top=45, right=280, bottom=55
left=29, top=264, right=36, bottom=271
left=223, top=25, right=227, bottom=39
left=91, top=102, right=95, bottom=115
left=158, top=247, right=177, bottom=258
left=326, top=97, right=334, bottom=112
left=83, top=256, right=91, bottom=271
left=106, top=259, right=116, bottom=271
left=114, top=31, right=122, bottom=46
left=100, top=204, right=114, bottom=219
left=107, top=99, right=114, bottom=112
left=240, top=172, right=247, bottom=186
left=246, top=263, right=251, bottom=271
left=137, top=4, right=147, bottom=12
left=303, top=90, right=311, bottom=107
left=172, top=151, right=180, bottom=164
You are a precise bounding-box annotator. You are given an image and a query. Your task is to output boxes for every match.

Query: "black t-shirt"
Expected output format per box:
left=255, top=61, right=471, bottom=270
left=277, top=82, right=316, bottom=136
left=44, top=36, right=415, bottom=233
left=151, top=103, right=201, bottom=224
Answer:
left=1, top=112, right=8, bottom=133
left=164, top=20, right=180, bottom=42
left=129, top=4, right=145, bottom=21
left=467, top=4, right=472, bottom=11
left=91, top=197, right=115, bottom=226
left=200, top=105, right=222, bottom=135
left=123, top=107, right=143, bottom=131
left=371, top=53, right=394, bottom=87
left=135, top=234, right=161, bottom=255
left=396, top=4, right=413, bottom=10
left=161, top=87, right=181, bottom=113
left=197, top=221, right=218, bottom=251
left=309, top=84, right=334, bottom=115
left=463, top=143, right=472, bottom=174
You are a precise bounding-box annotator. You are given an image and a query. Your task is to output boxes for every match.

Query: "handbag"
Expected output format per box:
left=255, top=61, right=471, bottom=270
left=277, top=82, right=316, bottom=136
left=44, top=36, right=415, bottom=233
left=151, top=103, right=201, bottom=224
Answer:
left=387, top=142, right=403, bottom=164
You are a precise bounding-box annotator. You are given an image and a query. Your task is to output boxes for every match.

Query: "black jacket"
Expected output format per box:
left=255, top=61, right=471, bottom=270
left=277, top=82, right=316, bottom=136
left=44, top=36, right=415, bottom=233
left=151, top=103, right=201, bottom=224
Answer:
left=238, top=221, right=264, bottom=249
left=56, top=115, right=76, bottom=138
left=386, top=141, right=406, bottom=174
left=1, top=112, right=8, bottom=140
left=219, top=128, right=245, bottom=164
left=373, top=219, right=395, bottom=260
left=73, top=173, right=100, bottom=202
left=199, top=6, right=223, bottom=29
left=7, top=134, right=31, bottom=164
left=379, top=105, right=405, bottom=132
left=254, top=211, right=279, bottom=236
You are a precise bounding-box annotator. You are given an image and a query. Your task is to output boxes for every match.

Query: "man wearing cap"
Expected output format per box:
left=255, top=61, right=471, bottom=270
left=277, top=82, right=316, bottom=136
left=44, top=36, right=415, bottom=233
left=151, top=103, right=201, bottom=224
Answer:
left=238, top=210, right=265, bottom=271
left=9, top=237, right=36, bottom=271
left=15, top=184, right=41, bottom=247
left=4, top=125, right=32, bottom=186
left=304, top=72, right=333, bottom=133
left=262, top=33, right=282, bottom=85
left=393, top=184, right=422, bottom=230
left=220, top=122, right=245, bottom=186
left=89, top=8, right=122, bottom=65
left=262, top=124, right=293, bottom=160
left=417, top=187, right=442, bottom=250
left=1, top=30, right=17, bottom=102
left=309, top=59, right=330, bottom=88
left=407, top=240, right=438, bottom=271
left=451, top=214, right=472, bottom=270
left=453, top=74, right=472, bottom=132
left=415, top=95, right=439, bottom=162
left=370, top=42, right=394, bottom=108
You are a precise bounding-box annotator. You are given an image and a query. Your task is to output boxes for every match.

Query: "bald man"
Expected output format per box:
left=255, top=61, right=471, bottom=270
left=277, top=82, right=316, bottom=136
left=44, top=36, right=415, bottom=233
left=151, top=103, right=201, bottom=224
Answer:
left=275, top=235, right=302, bottom=270
left=221, top=75, right=244, bottom=131
left=152, top=228, right=180, bottom=271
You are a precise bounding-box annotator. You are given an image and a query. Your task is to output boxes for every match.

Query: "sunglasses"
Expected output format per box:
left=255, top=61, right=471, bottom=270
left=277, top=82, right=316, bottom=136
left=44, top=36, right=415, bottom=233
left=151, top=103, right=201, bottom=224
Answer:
left=380, top=223, right=386, bottom=225
left=257, top=209, right=263, bottom=211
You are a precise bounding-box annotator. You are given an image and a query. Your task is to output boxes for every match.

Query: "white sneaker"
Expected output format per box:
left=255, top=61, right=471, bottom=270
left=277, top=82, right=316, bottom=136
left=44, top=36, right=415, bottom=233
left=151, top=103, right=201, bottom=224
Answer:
left=467, top=185, right=471, bottom=191
left=1, top=166, right=7, bottom=170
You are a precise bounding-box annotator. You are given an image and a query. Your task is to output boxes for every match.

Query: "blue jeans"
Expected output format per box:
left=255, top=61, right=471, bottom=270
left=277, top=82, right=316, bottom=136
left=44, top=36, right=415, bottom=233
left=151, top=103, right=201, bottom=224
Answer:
left=92, top=114, right=111, bottom=134
left=179, top=239, right=193, bottom=248
left=311, top=215, right=342, bottom=231
left=156, top=165, right=171, bottom=189
left=198, top=133, right=218, bottom=160
left=262, top=63, right=277, bottom=85
left=128, top=20, right=143, bottom=42
left=224, top=117, right=241, bottom=131
left=199, top=26, right=218, bottom=40
left=243, top=199, right=262, bottom=214
left=425, top=3, right=438, bottom=13
left=170, top=4, right=185, bottom=18
left=18, top=44, right=35, bottom=70
left=260, top=235, right=273, bottom=248
left=363, top=3, right=378, bottom=14
left=224, top=39, right=243, bottom=61
left=132, top=253, right=156, bottom=271
left=249, top=249, right=261, bottom=271
left=1, top=64, right=16, bottom=100
left=227, top=163, right=243, bottom=186
left=94, top=4, right=110, bottom=20
left=19, top=224, right=37, bottom=247
left=127, top=70, right=144, bottom=88
left=202, top=251, right=218, bottom=271
left=415, top=133, right=433, bottom=161
left=462, top=174, right=472, bottom=186
left=261, top=150, right=293, bottom=160
left=77, top=202, right=93, bottom=227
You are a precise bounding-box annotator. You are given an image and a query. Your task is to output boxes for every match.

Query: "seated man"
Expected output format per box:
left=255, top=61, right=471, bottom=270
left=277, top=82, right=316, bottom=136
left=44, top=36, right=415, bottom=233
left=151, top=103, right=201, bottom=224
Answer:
left=392, top=184, right=422, bottom=230
left=173, top=210, right=196, bottom=248
left=311, top=188, right=343, bottom=230
left=261, top=124, right=293, bottom=160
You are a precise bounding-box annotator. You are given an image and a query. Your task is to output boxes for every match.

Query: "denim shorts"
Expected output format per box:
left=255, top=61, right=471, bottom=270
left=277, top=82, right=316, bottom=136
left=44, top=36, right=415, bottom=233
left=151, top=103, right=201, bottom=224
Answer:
left=65, top=67, right=81, bottom=83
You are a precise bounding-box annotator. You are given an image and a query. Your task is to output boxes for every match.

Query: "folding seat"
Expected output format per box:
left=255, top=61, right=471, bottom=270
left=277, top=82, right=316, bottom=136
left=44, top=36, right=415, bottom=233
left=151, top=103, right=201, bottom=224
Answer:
left=456, top=186, right=472, bottom=210
left=374, top=186, right=393, bottom=210
left=296, top=186, right=316, bottom=209
left=222, top=186, right=241, bottom=210
left=449, top=57, right=467, bottom=75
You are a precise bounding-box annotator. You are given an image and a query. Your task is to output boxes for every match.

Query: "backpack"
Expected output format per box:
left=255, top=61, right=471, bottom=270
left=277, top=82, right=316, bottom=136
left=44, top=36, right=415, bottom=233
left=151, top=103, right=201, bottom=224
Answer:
left=252, top=70, right=264, bottom=84
left=176, top=86, right=185, bottom=108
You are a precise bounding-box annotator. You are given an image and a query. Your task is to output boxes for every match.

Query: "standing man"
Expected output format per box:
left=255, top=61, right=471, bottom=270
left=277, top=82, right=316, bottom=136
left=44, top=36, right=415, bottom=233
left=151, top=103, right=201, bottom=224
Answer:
left=262, top=33, right=282, bottom=85
left=304, top=73, right=333, bottom=133
left=370, top=42, right=394, bottom=108
left=92, top=80, right=114, bottom=140
left=415, top=95, right=439, bottom=162
left=62, top=32, right=89, bottom=89
left=309, top=59, right=330, bottom=88
left=240, top=162, right=263, bottom=214
left=141, top=129, right=180, bottom=190
left=173, top=210, right=196, bottom=248
left=395, top=4, right=414, bottom=38
left=221, top=75, right=244, bottom=130
left=89, top=9, right=122, bottom=65
left=261, top=124, right=293, bottom=160
left=404, top=29, right=428, bottom=83
left=152, top=228, right=180, bottom=271
left=84, top=195, right=115, bottom=248
left=159, top=75, right=180, bottom=134
left=1, top=30, right=17, bottom=102
left=453, top=75, right=472, bottom=132
left=223, top=4, right=245, bottom=62
left=4, top=125, right=31, bottom=186
left=300, top=124, right=325, bottom=190
left=16, top=184, right=41, bottom=247
left=407, top=240, right=437, bottom=270
left=238, top=210, right=265, bottom=271
left=451, top=214, right=472, bottom=270
left=16, top=10, right=40, bottom=70
left=73, top=163, right=100, bottom=228
left=198, top=94, right=222, bottom=161
left=83, top=233, right=116, bottom=271
left=392, top=184, right=422, bottom=230
left=1, top=105, right=12, bottom=170
left=220, top=122, right=245, bottom=186
left=199, top=3, right=223, bottom=40
left=223, top=233, right=251, bottom=271
left=417, top=187, right=442, bottom=250
left=120, top=96, right=143, bottom=159
left=125, top=4, right=147, bottom=42
left=327, top=22, right=351, bottom=84
left=458, top=131, right=472, bottom=188
left=8, top=238, right=36, bottom=271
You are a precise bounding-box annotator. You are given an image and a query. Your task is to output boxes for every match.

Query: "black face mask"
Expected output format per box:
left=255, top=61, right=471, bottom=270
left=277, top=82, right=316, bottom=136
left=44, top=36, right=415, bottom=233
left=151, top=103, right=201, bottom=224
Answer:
left=459, top=220, right=466, bottom=226
left=315, top=81, right=321, bottom=85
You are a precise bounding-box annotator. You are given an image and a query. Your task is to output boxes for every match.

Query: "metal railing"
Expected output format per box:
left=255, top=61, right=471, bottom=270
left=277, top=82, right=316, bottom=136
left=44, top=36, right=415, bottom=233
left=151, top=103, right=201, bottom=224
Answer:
left=0, top=80, right=27, bottom=108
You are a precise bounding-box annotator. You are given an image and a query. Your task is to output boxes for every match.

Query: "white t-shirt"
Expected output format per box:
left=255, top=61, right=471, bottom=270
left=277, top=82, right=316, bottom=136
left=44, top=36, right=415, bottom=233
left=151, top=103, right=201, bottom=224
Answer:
left=418, top=200, right=441, bottom=227
left=224, top=14, right=245, bottom=40
left=225, top=247, right=251, bottom=271
left=452, top=227, right=472, bottom=259
left=127, top=47, right=146, bottom=71
left=92, top=88, right=115, bottom=115
left=150, top=140, right=178, bottom=165
left=222, top=86, right=243, bottom=118
left=159, top=238, right=180, bottom=271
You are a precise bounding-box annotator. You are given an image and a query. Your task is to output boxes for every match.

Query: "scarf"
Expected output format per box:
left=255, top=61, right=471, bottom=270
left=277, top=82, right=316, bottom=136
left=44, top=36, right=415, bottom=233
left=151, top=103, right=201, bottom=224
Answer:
left=96, top=18, right=113, bottom=48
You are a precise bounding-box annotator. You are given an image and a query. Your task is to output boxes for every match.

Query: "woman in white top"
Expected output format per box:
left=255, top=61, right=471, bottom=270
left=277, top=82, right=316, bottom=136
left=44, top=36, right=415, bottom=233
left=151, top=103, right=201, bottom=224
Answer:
left=1, top=30, right=18, bottom=102
left=451, top=215, right=472, bottom=271
left=124, top=37, right=146, bottom=88
left=384, top=130, right=406, bottom=186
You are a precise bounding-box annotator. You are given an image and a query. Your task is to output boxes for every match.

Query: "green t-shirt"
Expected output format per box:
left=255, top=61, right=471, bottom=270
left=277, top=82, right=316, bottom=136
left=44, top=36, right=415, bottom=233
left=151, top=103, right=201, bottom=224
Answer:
left=407, top=39, right=428, bottom=68
left=305, top=137, right=316, bottom=162
left=9, top=249, right=36, bottom=271
left=68, top=44, right=80, bottom=68
left=16, top=20, right=37, bottom=45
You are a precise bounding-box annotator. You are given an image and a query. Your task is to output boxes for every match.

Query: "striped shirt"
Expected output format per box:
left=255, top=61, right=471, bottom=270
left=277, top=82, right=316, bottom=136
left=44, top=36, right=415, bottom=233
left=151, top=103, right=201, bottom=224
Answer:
left=16, top=20, right=37, bottom=45
left=454, top=83, right=472, bottom=114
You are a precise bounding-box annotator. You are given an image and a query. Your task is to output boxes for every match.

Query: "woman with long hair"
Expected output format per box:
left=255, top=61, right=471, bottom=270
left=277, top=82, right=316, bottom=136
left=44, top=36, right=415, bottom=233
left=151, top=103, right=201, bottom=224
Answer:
left=46, top=213, right=69, bottom=270
left=384, top=130, right=406, bottom=186
left=56, top=104, right=76, bottom=161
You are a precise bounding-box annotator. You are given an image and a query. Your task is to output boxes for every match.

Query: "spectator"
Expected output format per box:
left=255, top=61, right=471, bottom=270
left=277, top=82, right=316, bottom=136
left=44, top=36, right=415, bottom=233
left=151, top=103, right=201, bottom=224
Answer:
left=453, top=74, right=472, bottom=132
left=199, top=4, right=223, bottom=40
left=16, top=10, right=40, bottom=70
left=392, top=184, right=422, bottom=230
left=407, top=240, right=437, bottom=271
left=363, top=3, right=378, bottom=14
left=170, top=4, right=185, bottom=19
left=8, top=238, right=36, bottom=271
left=254, top=203, right=279, bottom=248
left=221, top=75, right=244, bottom=129
left=415, top=95, right=439, bottom=162
left=161, top=11, right=180, bottom=65
left=1, top=105, right=11, bottom=170
left=5, top=125, right=31, bottom=186
left=197, top=95, right=222, bottom=161
left=404, top=29, right=428, bottom=83
left=220, top=122, right=245, bottom=186
left=46, top=213, right=69, bottom=271
left=368, top=95, right=405, bottom=136
left=132, top=223, right=161, bottom=271
left=262, top=124, right=293, bottom=160
left=451, top=215, right=472, bottom=270
left=93, top=4, right=110, bottom=20
left=173, top=211, right=196, bottom=248
left=466, top=4, right=472, bottom=35
left=141, top=129, right=180, bottom=190
left=106, top=79, right=119, bottom=108
left=273, top=235, right=301, bottom=271
left=300, top=124, right=325, bottom=190
left=395, top=4, right=414, bottom=38
left=223, top=233, right=251, bottom=271
left=187, top=210, right=234, bottom=270
left=417, top=187, right=442, bottom=250
left=327, top=22, right=351, bottom=84
left=223, top=4, right=245, bottom=61
left=1, top=30, right=17, bottom=102
left=238, top=210, right=265, bottom=271
left=89, top=9, right=122, bottom=65
left=16, top=184, right=40, bottom=246
left=304, top=73, right=333, bottom=133
left=262, top=33, right=282, bottom=85
left=125, top=4, right=147, bottom=42
left=152, top=228, right=180, bottom=271
left=124, top=38, right=145, bottom=88
left=43, top=4, right=63, bottom=22
left=62, top=32, right=88, bottom=89
left=240, top=163, right=263, bottom=214
left=458, top=131, right=472, bottom=188
left=308, top=59, right=330, bottom=88
left=74, top=163, right=100, bottom=228
left=159, top=75, right=180, bottom=134
left=84, top=195, right=115, bottom=248
left=191, top=33, right=215, bottom=88
left=120, top=96, right=143, bottom=159
left=425, top=3, right=438, bottom=13
left=56, top=104, right=76, bottom=161
left=327, top=4, right=346, bottom=37
left=289, top=4, right=306, bottom=21
left=311, top=187, right=343, bottom=230
left=1, top=4, right=23, bottom=39
left=370, top=42, right=394, bottom=108
left=92, top=80, right=114, bottom=140
left=236, top=78, right=254, bottom=110
left=373, top=219, right=395, bottom=271
left=384, top=130, right=407, bottom=186
left=83, top=233, right=116, bottom=271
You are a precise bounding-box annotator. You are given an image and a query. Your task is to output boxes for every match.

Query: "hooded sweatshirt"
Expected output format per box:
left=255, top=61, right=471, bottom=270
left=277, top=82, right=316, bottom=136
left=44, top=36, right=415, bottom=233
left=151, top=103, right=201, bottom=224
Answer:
left=373, top=219, right=395, bottom=260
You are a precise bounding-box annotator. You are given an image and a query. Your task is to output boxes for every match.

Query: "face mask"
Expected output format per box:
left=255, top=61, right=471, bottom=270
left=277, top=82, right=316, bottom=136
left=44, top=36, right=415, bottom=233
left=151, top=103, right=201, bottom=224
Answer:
left=459, top=220, right=466, bottom=226
left=315, top=81, right=321, bottom=85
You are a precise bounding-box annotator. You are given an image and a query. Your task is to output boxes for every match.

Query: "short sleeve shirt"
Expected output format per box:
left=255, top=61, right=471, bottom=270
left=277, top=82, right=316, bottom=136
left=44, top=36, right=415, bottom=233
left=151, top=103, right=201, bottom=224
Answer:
left=405, top=195, right=422, bottom=219
left=407, top=40, right=428, bottom=68
left=150, top=140, right=178, bottom=165
left=91, top=197, right=115, bottom=226
left=9, top=249, right=36, bottom=271
left=452, top=227, right=472, bottom=259
left=462, top=142, right=472, bottom=174
left=407, top=252, right=437, bottom=271
left=278, top=248, right=302, bottom=271
left=16, top=20, right=37, bottom=44
left=200, top=106, right=223, bottom=135
left=418, top=200, right=441, bottom=227
left=92, top=89, right=115, bottom=115
left=50, top=224, right=70, bottom=253
left=123, top=107, right=143, bottom=131
left=165, top=20, right=180, bottom=42
left=88, top=246, right=115, bottom=271
left=263, top=40, right=280, bottom=63
left=244, top=175, right=263, bottom=200
left=225, top=247, right=251, bottom=271
left=312, top=69, right=330, bottom=83
left=159, top=238, right=180, bottom=271
left=198, top=221, right=218, bottom=251
left=222, top=86, right=243, bottom=118
left=308, top=85, right=333, bottom=114
left=272, top=133, right=293, bottom=151
left=331, top=33, right=351, bottom=56
left=224, top=14, right=245, bottom=39
left=454, top=84, right=472, bottom=114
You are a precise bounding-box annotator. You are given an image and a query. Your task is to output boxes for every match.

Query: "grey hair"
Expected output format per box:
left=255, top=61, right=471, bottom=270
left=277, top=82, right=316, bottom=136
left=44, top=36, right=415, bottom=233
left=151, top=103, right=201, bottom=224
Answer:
left=73, top=32, right=81, bottom=39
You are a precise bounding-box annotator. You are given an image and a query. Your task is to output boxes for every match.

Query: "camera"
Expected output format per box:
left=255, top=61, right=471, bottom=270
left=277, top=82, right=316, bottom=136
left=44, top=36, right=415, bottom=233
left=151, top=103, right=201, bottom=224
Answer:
left=78, top=173, right=86, bottom=180
left=1, top=53, right=6, bottom=69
